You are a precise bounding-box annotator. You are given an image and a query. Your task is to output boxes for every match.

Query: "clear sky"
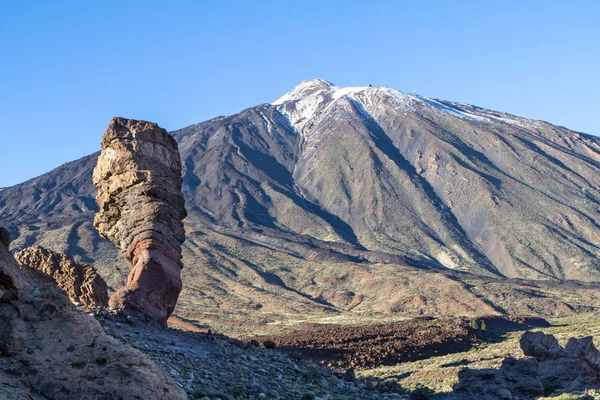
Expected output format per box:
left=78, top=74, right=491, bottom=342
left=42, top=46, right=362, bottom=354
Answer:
left=1, top=1, right=598, bottom=187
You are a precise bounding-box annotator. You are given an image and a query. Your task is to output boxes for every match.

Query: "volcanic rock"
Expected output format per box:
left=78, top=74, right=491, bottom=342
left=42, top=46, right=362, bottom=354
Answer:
left=453, top=357, right=543, bottom=400
left=520, top=331, right=567, bottom=359
left=15, top=246, right=108, bottom=308
left=0, top=227, right=186, bottom=399
left=252, top=317, right=487, bottom=370
left=0, top=228, right=20, bottom=299
left=453, top=331, right=600, bottom=399
left=0, top=229, right=25, bottom=358
left=565, top=336, right=600, bottom=370
left=343, top=368, right=357, bottom=383
left=500, top=357, right=544, bottom=396
left=0, top=228, right=10, bottom=248
left=92, top=117, right=187, bottom=324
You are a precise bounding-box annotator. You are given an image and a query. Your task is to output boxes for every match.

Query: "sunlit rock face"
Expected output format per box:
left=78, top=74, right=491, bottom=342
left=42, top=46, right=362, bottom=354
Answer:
left=15, top=245, right=109, bottom=308
left=0, top=226, right=186, bottom=399
left=93, top=117, right=187, bottom=324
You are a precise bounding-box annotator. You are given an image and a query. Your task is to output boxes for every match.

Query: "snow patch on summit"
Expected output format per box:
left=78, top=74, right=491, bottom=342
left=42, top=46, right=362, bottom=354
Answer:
left=275, top=90, right=330, bottom=133
left=273, top=80, right=421, bottom=134
left=273, top=78, right=334, bottom=105
left=418, top=97, right=488, bottom=122
left=273, top=78, right=538, bottom=134
left=351, top=87, right=418, bottom=114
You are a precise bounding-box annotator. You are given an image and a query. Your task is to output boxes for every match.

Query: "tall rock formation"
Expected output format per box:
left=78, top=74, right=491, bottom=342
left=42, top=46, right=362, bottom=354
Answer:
left=15, top=246, right=109, bottom=308
left=93, top=117, right=187, bottom=324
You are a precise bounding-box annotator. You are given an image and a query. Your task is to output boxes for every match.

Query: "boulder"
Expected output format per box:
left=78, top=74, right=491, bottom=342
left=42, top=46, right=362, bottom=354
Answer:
left=453, top=357, right=543, bottom=400
left=533, top=336, right=600, bottom=392
left=92, top=117, right=187, bottom=324
left=565, top=336, right=600, bottom=370
left=453, top=368, right=510, bottom=400
left=452, top=331, right=600, bottom=399
left=499, top=357, right=543, bottom=397
left=0, top=226, right=186, bottom=399
left=519, top=332, right=600, bottom=391
left=15, top=246, right=108, bottom=308
left=519, top=331, right=566, bottom=359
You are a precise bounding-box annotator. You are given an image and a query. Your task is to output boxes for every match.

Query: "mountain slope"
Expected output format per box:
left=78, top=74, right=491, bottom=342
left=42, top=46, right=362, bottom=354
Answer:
left=2, top=79, right=600, bottom=327
left=172, top=78, right=600, bottom=280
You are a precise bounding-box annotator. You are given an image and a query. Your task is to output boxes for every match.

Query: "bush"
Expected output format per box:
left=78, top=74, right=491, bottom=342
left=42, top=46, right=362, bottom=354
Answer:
left=470, top=318, right=487, bottom=331
left=263, top=340, right=276, bottom=349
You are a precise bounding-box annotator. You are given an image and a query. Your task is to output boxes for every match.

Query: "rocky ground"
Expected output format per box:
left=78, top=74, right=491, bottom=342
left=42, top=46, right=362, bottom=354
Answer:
left=5, top=239, right=600, bottom=400
left=249, top=316, right=548, bottom=370
left=98, top=311, right=600, bottom=400
left=360, top=312, right=600, bottom=399
left=0, top=229, right=186, bottom=400
left=99, top=312, right=410, bottom=400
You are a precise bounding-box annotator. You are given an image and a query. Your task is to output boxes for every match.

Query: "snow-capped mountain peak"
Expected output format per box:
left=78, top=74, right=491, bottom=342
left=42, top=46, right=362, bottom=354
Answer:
left=274, top=79, right=542, bottom=134
left=272, top=78, right=335, bottom=105
left=273, top=79, right=418, bottom=134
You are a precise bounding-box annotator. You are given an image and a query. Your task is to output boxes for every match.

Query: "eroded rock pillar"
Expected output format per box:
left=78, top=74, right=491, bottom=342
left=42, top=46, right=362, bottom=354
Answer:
left=93, top=117, right=187, bottom=324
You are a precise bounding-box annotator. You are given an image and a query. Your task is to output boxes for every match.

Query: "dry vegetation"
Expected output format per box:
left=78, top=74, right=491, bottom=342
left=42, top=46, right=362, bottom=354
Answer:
left=358, top=312, right=600, bottom=398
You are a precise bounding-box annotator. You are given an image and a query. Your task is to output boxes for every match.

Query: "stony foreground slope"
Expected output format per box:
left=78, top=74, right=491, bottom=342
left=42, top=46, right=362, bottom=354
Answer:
left=2, top=79, right=600, bottom=327
left=0, top=230, right=410, bottom=399
left=0, top=228, right=186, bottom=399
left=5, top=231, right=600, bottom=399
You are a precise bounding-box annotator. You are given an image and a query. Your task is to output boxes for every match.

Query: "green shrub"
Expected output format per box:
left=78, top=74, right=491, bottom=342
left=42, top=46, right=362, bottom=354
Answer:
left=263, top=340, right=276, bottom=349
left=470, top=318, right=487, bottom=331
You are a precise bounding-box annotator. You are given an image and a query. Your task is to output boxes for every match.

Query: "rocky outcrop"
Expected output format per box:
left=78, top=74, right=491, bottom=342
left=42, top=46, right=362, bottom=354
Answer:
left=452, top=331, right=600, bottom=399
left=0, top=228, right=26, bottom=360
left=0, top=228, right=10, bottom=248
left=528, top=332, right=600, bottom=393
left=0, top=226, right=186, bottom=399
left=519, top=330, right=567, bottom=359
left=452, top=357, right=543, bottom=399
left=15, top=246, right=108, bottom=308
left=565, top=336, right=600, bottom=370
left=93, top=117, right=187, bottom=324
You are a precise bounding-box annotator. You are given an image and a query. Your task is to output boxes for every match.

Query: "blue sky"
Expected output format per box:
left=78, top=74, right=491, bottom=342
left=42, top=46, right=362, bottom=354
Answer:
left=1, top=1, right=598, bottom=187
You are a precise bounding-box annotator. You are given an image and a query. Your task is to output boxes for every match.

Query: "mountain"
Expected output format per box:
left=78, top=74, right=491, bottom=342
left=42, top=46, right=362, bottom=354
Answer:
left=2, top=79, right=600, bottom=330
left=179, top=78, right=600, bottom=281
